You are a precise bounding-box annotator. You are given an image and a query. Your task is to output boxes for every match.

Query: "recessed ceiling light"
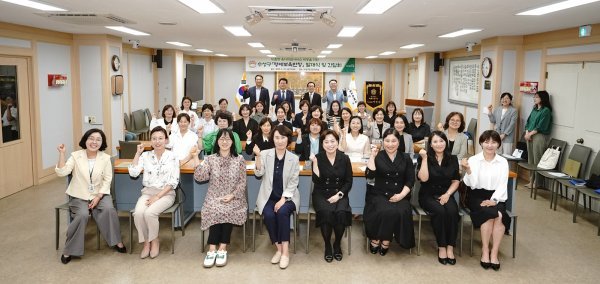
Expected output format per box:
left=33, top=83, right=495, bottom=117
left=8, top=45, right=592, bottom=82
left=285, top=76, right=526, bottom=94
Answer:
left=259, top=50, right=271, bottom=54
left=438, top=29, right=482, bottom=38
left=337, top=26, right=363, bottom=38
left=321, top=50, right=333, bottom=54
left=379, top=51, right=396, bottom=56
left=365, top=56, right=378, bottom=59
left=166, top=41, right=191, bottom=47
left=327, top=44, right=343, bottom=49
left=248, top=42, right=264, bottom=48
left=224, top=26, right=252, bottom=37
left=2, top=0, right=66, bottom=11
left=215, top=53, right=228, bottom=57
left=517, top=0, right=600, bottom=16
left=317, top=55, right=327, bottom=58
left=400, top=44, right=424, bottom=49
left=267, top=54, right=276, bottom=58
left=195, top=49, right=213, bottom=53
left=357, top=0, right=403, bottom=14
left=177, top=0, right=224, bottom=14
left=105, top=26, right=150, bottom=36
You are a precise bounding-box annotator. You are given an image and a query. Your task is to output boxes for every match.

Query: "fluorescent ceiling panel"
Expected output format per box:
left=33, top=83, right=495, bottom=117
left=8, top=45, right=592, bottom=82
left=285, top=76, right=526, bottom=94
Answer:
left=517, top=0, right=600, bottom=15
left=105, top=26, right=150, bottom=36
left=166, top=41, right=191, bottom=47
left=438, top=29, right=482, bottom=38
left=195, top=49, right=213, bottom=53
left=379, top=51, right=396, bottom=55
left=357, top=0, right=403, bottom=14
left=177, top=0, right=224, bottom=14
left=327, top=44, right=343, bottom=49
left=400, top=43, right=424, bottom=49
left=224, top=26, right=252, bottom=37
left=337, top=26, right=363, bottom=37
left=2, top=0, right=66, bottom=11
left=248, top=42, right=264, bottom=48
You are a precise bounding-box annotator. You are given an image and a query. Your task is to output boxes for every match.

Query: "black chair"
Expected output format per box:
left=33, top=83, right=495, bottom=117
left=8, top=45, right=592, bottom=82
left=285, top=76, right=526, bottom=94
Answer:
left=568, top=153, right=600, bottom=235
left=517, top=138, right=568, bottom=199
left=118, top=140, right=141, bottom=159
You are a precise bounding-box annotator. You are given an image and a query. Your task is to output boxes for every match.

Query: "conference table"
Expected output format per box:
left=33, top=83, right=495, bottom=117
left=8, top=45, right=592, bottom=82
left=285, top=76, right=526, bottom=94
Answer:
left=113, top=158, right=517, bottom=230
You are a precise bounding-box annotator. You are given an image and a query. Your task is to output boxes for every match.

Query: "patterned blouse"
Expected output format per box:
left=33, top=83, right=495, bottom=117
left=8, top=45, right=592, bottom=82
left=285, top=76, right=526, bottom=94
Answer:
left=128, top=150, right=180, bottom=193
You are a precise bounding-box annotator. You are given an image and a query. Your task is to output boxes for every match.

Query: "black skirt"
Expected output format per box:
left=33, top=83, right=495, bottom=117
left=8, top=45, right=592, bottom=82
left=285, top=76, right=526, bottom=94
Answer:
left=467, top=188, right=511, bottom=231
left=312, top=190, right=352, bottom=227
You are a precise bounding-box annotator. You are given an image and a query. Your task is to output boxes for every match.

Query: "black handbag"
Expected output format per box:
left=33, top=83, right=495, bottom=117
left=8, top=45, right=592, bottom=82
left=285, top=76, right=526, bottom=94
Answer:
left=585, top=174, right=600, bottom=189
left=516, top=141, right=528, bottom=161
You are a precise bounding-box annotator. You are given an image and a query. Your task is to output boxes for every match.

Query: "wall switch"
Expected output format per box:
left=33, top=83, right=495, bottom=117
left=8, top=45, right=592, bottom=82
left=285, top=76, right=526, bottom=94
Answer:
left=84, top=115, right=89, bottom=123
left=89, top=116, right=96, bottom=124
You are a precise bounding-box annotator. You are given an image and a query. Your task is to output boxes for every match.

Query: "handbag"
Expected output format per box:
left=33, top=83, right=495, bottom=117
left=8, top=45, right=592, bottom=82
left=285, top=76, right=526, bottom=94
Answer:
left=537, top=146, right=561, bottom=170
left=457, top=181, right=470, bottom=209
left=585, top=174, right=600, bottom=189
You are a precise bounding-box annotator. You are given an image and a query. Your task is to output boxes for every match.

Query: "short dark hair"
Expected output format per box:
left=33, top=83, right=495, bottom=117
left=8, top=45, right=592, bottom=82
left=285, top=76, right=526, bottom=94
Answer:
left=253, top=101, right=267, bottom=115
left=259, top=117, right=273, bottom=128
left=310, top=105, right=324, bottom=120
left=500, top=92, right=513, bottom=102
left=299, top=100, right=310, bottom=109
left=329, top=79, right=337, bottom=84
left=271, top=125, right=293, bottom=146
left=238, top=104, right=251, bottom=116
left=382, top=128, right=405, bottom=153
left=216, top=112, right=232, bottom=126
left=177, top=113, right=190, bottom=123
left=150, top=126, right=169, bottom=140
left=349, top=116, right=364, bottom=134
left=479, top=130, right=502, bottom=148
left=213, top=128, right=238, bottom=157
left=321, top=129, right=339, bottom=144
left=357, top=101, right=366, bottom=108
left=201, top=103, right=214, bottom=113
left=426, top=131, right=452, bottom=166
left=307, top=81, right=315, bottom=87
left=218, top=98, right=228, bottom=105
left=161, top=104, right=176, bottom=119
left=278, top=77, right=288, bottom=84
left=443, top=112, right=465, bottom=132
left=412, top=108, right=426, bottom=123
left=372, top=107, right=385, bottom=119
left=255, top=74, right=263, bottom=80
left=385, top=101, right=397, bottom=115
left=79, top=128, right=107, bottom=151
left=180, top=96, right=193, bottom=110
left=536, top=90, right=553, bottom=111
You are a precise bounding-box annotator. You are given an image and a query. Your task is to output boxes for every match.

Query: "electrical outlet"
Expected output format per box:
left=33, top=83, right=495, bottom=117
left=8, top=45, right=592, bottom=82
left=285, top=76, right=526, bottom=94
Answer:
left=84, top=115, right=89, bottom=123
left=89, top=116, right=96, bottom=124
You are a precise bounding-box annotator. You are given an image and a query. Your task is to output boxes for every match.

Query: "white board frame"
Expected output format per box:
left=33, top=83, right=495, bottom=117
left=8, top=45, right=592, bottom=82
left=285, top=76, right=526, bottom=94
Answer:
left=448, top=57, right=480, bottom=107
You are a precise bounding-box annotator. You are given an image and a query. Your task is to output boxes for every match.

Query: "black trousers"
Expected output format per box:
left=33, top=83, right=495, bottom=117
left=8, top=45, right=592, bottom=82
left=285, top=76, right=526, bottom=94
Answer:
left=207, top=223, right=233, bottom=245
left=419, top=196, right=459, bottom=247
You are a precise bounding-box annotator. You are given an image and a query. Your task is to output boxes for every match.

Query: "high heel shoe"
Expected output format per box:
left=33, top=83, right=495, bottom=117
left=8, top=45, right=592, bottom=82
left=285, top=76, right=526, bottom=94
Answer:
left=324, top=244, right=333, bottom=263
left=114, top=245, right=127, bottom=253
left=491, top=261, right=500, bottom=271
left=60, top=255, right=71, bottom=264
left=369, top=241, right=379, bottom=254
left=333, top=245, right=343, bottom=261
left=437, top=248, right=447, bottom=265
left=379, top=243, right=389, bottom=256
left=446, top=258, right=456, bottom=265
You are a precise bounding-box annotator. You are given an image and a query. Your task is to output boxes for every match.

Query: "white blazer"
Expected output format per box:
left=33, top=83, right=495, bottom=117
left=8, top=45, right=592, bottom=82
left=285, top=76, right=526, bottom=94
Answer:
left=254, top=148, right=300, bottom=214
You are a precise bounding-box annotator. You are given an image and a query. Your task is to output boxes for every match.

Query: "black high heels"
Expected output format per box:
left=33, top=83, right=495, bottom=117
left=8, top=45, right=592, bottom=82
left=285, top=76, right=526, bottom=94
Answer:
left=446, top=257, right=456, bottom=265
left=379, top=243, right=389, bottom=256
left=114, top=245, right=127, bottom=253
left=60, top=255, right=71, bottom=264
left=369, top=241, right=379, bottom=254
left=324, top=244, right=333, bottom=262
left=333, top=245, right=343, bottom=261
left=491, top=261, right=500, bottom=271
left=438, top=257, right=447, bottom=265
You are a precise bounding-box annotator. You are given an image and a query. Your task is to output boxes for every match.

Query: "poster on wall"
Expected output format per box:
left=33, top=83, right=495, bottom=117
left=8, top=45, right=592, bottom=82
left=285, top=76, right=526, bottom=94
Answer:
left=246, top=57, right=355, bottom=73
left=364, top=81, right=383, bottom=109
left=448, top=57, right=480, bottom=107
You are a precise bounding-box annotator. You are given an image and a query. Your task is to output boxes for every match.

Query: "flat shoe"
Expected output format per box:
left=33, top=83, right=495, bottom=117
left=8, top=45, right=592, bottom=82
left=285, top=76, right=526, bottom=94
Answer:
left=271, top=251, right=282, bottom=264
left=114, top=245, right=127, bottom=253
left=379, top=244, right=389, bottom=256
left=279, top=255, right=289, bottom=269
left=60, top=255, right=71, bottom=264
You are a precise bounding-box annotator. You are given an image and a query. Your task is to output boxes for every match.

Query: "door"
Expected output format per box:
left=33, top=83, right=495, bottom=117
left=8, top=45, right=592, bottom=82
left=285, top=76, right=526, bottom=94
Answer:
left=407, top=65, right=419, bottom=99
left=0, top=57, right=33, bottom=198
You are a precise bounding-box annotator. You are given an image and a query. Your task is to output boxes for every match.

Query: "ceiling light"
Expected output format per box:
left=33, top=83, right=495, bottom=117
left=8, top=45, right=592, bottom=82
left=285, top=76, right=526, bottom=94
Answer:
left=105, top=26, right=150, bottom=36
left=317, top=55, right=326, bottom=58
left=327, top=44, right=343, bottom=49
left=224, top=26, right=252, bottom=37
left=259, top=50, right=271, bottom=54
left=320, top=50, right=333, bottom=54
left=379, top=51, right=396, bottom=56
left=245, top=11, right=263, bottom=25
left=195, top=49, right=213, bottom=53
left=215, top=54, right=228, bottom=57
left=177, top=0, right=224, bottom=14
left=400, top=43, right=424, bottom=49
left=2, top=0, right=66, bottom=11
left=320, top=12, right=337, bottom=27
left=438, top=29, right=482, bottom=38
left=248, top=42, right=264, bottom=48
left=365, top=56, right=378, bottom=59
left=337, top=26, right=363, bottom=37
left=517, top=0, right=600, bottom=15
left=166, top=41, right=191, bottom=47
left=357, top=0, right=403, bottom=14
left=267, top=54, right=276, bottom=58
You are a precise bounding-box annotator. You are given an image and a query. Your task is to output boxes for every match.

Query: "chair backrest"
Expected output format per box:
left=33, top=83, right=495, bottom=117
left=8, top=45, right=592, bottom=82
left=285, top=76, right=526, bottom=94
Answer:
left=546, top=138, right=568, bottom=171
left=132, top=110, right=148, bottom=129
left=566, top=144, right=592, bottom=178
left=466, top=118, right=477, bottom=140
left=175, top=183, right=185, bottom=205
left=410, top=181, right=420, bottom=208
left=119, top=140, right=140, bottom=159
left=123, top=113, right=133, bottom=131
left=588, top=152, right=600, bottom=177
left=145, top=108, right=152, bottom=126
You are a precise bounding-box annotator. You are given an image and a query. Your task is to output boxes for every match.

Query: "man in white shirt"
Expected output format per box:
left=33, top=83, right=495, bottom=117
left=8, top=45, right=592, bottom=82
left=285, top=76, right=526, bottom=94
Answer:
left=242, top=74, right=270, bottom=113
left=271, top=77, right=295, bottom=111
left=322, top=79, right=347, bottom=111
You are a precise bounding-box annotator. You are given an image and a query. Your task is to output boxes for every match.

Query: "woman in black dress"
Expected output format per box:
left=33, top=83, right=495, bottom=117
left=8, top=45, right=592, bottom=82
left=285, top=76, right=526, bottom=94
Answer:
left=246, top=117, right=274, bottom=156
left=364, top=129, right=415, bottom=255
left=295, top=118, right=324, bottom=161
left=309, top=130, right=353, bottom=262
left=417, top=131, right=460, bottom=265
left=407, top=107, right=431, bottom=143
left=232, top=104, right=259, bottom=141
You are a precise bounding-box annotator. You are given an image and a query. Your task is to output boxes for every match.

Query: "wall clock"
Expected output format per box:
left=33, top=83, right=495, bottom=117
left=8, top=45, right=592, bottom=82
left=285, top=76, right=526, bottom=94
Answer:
left=481, top=57, right=492, bottom=78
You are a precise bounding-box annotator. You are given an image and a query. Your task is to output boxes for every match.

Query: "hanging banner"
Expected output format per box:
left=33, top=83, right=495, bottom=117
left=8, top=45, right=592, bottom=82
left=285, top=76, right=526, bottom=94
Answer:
left=246, top=57, right=355, bottom=73
left=364, top=81, right=384, bottom=110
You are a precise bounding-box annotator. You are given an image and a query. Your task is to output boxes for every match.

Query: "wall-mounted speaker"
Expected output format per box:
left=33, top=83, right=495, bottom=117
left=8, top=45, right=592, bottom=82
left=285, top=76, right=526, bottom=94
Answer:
left=152, top=49, right=163, bottom=68
left=111, top=75, right=124, bottom=95
left=434, top=52, right=444, bottom=72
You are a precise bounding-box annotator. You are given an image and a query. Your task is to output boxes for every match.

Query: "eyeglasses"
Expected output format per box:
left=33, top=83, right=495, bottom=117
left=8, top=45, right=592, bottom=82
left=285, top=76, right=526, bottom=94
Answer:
left=218, top=137, right=232, bottom=142
left=87, top=136, right=103, bottom=143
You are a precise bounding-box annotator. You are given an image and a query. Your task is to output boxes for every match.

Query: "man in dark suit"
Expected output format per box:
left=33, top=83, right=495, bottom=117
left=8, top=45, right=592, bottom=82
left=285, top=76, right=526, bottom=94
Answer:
left=301, top=81, right=321, bottom=108
left=242, top=74, right=270, bottom=113
left=271, top=77, right=295, bottom=111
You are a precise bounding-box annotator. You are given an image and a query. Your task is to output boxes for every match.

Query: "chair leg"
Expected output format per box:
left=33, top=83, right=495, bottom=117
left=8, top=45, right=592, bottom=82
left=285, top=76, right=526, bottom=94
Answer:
left=242, top=221, right=247, bottom=253
left=293, top=213, right=297, bottom=254
left=459, top=215, right=463, bottom=257
left=96, top=224, right=100, bottom=250
left=180, top=207, right=185, bottom=237
left=201, top=229, right=205, bottom=253
left=129, top=211, right=133, bottom=254
left=55, top=208, right=60, bottom=250
left=512, top=216, right=517, bottom=258
left=171, top=212, right=175, bottom=254
left=252, top=210, right=256, bottom=252
left=549, top=180, right=555, bottom=209
left=573, top=190, right=580, bottom=223
left=348, top=225, right=352, bottom=256
left=417, top=215, right=422, bottom=256
left=470, top=223, right=474, bottom=257
left=306, top=212, right=310, bottom=254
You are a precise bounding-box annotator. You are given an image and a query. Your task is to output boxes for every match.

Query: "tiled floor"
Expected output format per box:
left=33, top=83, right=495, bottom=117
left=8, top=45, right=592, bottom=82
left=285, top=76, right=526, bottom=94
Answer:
left=1, top=177, right=599, bottom=283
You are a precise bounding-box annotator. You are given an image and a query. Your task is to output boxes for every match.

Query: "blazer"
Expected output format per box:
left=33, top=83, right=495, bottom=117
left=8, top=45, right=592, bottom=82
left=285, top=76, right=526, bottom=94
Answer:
left=401, top=133, right=414, bottom=154
left=488, top=105, right=517, bottom=142
left=271, top=89, right=295, bottom=112
left=444, top=130, right=468, bottom=161
left=254, top=149, right=300, bottom=214
left=301, top=92, right=322, bottom=108
left=243, top=86, right=270, bottom=113
left=364, top=121, right=391, bottom=141
left=295, top=133, right=323, bottom=161
left=55, top=149, right=112, bottom=201
left=322, top=89, right=347, bottom=111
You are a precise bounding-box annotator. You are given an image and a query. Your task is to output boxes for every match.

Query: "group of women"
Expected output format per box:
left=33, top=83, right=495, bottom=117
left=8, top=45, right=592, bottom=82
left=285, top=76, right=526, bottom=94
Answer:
left=54, top=90, right=553, bottom=272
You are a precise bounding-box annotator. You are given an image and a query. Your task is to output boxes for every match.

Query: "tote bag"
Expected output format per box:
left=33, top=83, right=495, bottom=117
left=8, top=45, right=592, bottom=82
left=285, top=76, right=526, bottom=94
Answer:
left=537, top=146, right=561, bottom=169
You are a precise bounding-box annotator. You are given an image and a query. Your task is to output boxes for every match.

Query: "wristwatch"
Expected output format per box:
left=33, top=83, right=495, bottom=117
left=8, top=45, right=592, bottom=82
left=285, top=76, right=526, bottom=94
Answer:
left=337, top=191, right=344, bottom=198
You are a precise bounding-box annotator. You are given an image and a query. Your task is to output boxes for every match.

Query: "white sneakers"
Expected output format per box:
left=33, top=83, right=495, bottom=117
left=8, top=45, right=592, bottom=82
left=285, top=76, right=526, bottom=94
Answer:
left=204, top=250, right=227, bottom=268
left=270, top=251, right=289, bottom=269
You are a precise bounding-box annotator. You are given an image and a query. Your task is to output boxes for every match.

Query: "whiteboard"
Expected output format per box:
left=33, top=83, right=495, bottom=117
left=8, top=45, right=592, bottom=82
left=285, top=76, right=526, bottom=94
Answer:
left=448, top=57, right=480, bottom=107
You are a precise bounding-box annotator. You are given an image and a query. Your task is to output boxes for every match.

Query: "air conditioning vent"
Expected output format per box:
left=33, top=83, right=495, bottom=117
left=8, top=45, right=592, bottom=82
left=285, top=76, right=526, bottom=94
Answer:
left=248, top=6, right=334, bottom=26
left=35, top=13, right=135, bottom=25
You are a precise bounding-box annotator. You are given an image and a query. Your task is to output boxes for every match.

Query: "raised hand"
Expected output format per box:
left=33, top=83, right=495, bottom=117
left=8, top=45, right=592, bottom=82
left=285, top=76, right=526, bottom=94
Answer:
left=136, top=144, right=145, bottom=155
left=246, top=130, right=252, bottom=139
left=370, top=144, right=379, bottom=157
left=461, top=158, right=470, bottom=171
left=487, top=104, right=493, bottom=113
left=419, top=149, right=427, bottom=159
left=57, top=144, right=66, bottom=153
left=253, top=144, right=261, bottom=156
